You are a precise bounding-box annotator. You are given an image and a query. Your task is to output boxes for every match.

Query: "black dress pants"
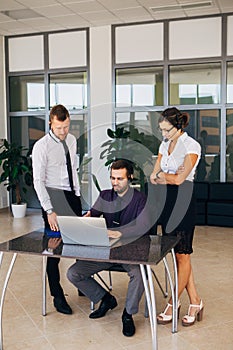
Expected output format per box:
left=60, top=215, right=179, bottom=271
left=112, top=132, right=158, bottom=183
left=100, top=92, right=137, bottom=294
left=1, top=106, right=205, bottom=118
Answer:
left=42, top=189, right=82, bottom=298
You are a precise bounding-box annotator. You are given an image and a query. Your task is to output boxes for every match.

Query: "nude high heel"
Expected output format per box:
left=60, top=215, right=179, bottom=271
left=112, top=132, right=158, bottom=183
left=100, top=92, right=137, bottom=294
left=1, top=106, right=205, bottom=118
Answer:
left=182, top=299, right=204, bottom=327
left=157, top=301, right=181, bottom=325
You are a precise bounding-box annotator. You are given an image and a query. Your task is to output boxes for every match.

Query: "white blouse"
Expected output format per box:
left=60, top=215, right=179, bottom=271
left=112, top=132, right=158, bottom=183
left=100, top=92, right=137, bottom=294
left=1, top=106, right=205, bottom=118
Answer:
left=159, top=132, right=201, bottom=182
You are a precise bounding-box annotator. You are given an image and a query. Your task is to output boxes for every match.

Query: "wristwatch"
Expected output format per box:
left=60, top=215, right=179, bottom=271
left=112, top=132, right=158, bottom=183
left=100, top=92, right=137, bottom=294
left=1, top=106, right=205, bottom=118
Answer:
left=46, top=208, right=54, bottom=215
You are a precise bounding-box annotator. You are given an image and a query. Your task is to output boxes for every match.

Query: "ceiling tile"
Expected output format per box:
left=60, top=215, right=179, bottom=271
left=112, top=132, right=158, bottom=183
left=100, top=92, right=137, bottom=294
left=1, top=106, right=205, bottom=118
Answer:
left=138, top=0, right=179, bottom=7
left=90, top=18, right=122, bottom=26
left=19, top=17, right=54, bottom=27
left=98, top=0, right=140, bottom=10
left=0, top=13, right=13, bottom=23
left=17, top=0, right=58, bottom=7
left=114, top=6, right=153, bottom=20
left=184, top=8, right=221, bottom=17
left=65, top=1, right=106, bottom=13
left=151, top=9, right=186, bottom=20
left=0, top=0, right=25, bottom=11
left=33, top=4, right=73, bottom=17
left=0, top=20, right=31, bottom=30
left=80, top=10, right=118, bottom=21
left=32, top=23, right=63, bottom=31
left=219, top=0, right=233, bottom=9
left=52, top=14, right=89, bottom=26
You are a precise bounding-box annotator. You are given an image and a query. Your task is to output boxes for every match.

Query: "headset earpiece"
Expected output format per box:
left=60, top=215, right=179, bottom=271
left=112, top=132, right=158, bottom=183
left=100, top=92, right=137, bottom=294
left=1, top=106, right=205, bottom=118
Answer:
left=176, top=114, right=183, bottom=130
left=128, top=175, right=133, bottom=182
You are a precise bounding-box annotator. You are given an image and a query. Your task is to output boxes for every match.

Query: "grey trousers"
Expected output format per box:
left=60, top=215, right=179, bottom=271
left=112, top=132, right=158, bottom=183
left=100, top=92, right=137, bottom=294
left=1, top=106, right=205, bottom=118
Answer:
left=67, top=260, right=144, bottom=315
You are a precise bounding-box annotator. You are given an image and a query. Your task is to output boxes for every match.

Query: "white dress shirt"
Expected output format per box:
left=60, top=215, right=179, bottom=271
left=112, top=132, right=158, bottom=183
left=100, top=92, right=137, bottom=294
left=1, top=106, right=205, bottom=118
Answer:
left=159, top=132, right=201, bottom=182
left=32, top=130, right=80, bottom=211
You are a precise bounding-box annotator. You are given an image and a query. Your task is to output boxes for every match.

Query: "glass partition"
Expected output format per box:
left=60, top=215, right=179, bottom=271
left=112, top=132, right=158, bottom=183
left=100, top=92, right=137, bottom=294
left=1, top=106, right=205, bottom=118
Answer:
left=9, top=75, right=45, bottom=112
left=226, top=109, right=233, bottom=181
left=10, top=115, right=45, bottom=154
left=116, top=67, right=163, bottom=107
left=227, top=62, right=233, bottom=103
left=169, top=63, right=221, bottom=105
left=194, top=109, right=221, bottom=182
left=10, top=115, right=45, bottom=208
left=49, top=72, right=87, bottom=110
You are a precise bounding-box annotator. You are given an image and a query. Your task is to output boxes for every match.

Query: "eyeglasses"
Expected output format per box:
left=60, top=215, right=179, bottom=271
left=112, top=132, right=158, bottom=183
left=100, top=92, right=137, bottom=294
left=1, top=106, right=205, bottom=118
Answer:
left=158, top=126, right=174, bottom=134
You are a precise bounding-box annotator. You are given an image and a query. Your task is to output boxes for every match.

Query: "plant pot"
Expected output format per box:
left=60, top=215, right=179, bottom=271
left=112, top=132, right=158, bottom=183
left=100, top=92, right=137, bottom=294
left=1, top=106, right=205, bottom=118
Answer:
left=11, top=203, right=27, bottom=218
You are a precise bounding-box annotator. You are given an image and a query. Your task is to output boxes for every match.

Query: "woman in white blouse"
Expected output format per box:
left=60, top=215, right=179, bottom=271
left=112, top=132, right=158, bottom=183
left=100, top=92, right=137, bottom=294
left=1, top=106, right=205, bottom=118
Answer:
left=150, top=107, right=204, bottom=327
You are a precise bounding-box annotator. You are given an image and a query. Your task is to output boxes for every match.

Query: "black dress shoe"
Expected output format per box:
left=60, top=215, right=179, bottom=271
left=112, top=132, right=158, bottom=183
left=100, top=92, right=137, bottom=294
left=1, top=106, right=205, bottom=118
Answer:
left=89, top=293, right=117, bottom=319
left=78, top=289, right=85, bottom=297
left=122, top=309, right=135, bottom=337
left=53, top=296, right=72, bottom=315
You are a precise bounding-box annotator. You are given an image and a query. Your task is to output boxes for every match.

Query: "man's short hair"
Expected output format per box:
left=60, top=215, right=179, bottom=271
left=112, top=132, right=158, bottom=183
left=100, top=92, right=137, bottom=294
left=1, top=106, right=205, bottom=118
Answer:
left=50, top=104, right=70, bottom=122
left=111, top=159, right=134, bottom=179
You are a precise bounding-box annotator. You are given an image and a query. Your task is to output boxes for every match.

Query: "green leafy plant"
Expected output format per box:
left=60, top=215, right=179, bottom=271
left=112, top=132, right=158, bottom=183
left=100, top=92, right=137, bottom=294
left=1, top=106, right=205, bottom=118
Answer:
left=0, top=139, right=32, bottom=204
left=100, top=126, right=159, bottom=192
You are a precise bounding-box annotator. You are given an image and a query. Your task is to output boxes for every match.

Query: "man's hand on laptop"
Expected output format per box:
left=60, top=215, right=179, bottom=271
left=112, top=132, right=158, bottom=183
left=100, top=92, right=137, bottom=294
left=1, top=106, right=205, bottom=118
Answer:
left=48, top=212, right=59, bottom=231
left=107, top=230, right=122, bottom=239
left=83, top=211, right=91, bottom=217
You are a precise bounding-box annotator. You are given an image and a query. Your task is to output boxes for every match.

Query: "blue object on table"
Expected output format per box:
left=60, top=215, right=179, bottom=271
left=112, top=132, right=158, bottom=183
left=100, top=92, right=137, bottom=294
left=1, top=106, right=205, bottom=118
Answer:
left=45, top=227, right=61, bottom=238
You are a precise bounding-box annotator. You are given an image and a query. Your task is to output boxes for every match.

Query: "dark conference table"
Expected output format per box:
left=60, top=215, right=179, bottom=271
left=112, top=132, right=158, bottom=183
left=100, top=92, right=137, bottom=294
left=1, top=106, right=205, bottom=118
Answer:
left=0, top=229, right=180, bottom=350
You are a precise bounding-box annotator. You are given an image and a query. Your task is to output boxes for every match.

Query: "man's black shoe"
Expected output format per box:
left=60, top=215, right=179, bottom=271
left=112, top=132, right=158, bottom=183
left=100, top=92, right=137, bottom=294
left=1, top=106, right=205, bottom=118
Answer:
left=78, top=289, right=85, bottom=297
left=89, top=293, right=117, bottom=319
left=53, top=296, right=72, bottom=315
left=122, top=309, right=135, bottom=337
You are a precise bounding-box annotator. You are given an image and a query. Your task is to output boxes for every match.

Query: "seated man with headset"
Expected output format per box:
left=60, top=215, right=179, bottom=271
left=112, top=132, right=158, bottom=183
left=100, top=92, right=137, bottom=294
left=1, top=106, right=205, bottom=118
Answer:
left=67, top=159, right=151, bottom=337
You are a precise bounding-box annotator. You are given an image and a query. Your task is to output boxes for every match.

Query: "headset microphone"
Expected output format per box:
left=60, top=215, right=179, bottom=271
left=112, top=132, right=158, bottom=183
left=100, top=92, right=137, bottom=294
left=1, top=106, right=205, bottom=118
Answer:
left=163, top=128, right=179, bottom=143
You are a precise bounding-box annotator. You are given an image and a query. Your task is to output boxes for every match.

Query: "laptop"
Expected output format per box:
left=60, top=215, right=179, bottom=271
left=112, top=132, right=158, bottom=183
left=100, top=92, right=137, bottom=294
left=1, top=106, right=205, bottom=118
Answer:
left=57, top=216, right=120, bottom=247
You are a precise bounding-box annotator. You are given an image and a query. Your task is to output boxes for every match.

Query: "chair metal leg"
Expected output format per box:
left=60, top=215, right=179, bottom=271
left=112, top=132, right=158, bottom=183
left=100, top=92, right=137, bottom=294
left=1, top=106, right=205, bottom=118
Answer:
left=108, top=271, right=113, bottom=290
left=95, top=272, right=112, bottom=291
left=151, top=269, right=168, bottom=298
left=90, top=300, right=95, bottom=311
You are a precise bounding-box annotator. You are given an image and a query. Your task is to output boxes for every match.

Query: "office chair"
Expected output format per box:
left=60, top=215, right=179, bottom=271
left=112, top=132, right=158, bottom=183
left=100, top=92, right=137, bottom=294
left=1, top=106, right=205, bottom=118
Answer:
left=90, top=245, right=168, bottom=316
left=90, top=218, right=169, bottom=314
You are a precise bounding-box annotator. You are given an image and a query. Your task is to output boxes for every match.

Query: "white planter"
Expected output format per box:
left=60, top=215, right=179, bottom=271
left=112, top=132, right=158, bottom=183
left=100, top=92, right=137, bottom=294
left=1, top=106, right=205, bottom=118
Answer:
left=11, top=202, right=27, bottom=218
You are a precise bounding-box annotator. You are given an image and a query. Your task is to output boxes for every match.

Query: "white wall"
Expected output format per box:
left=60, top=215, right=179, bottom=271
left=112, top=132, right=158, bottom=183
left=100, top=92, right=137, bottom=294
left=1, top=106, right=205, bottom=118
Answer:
left=0, top=36, right=8, bottom=208
left=0, top=36, right=6, bottom=139
left=89, top=26, right=113, bottom=202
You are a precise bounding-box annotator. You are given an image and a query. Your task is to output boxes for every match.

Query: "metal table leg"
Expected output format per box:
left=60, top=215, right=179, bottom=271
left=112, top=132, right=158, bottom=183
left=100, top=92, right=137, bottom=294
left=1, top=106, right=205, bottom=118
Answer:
left=140, top=264, right=157, bottom=350
left=162, top=248, right=178, bottom=333
left=42, top=255, right=47, bottom=316
left=171, top=248, right=178, bottom=333
left=0, top=252, right=18, bottom=350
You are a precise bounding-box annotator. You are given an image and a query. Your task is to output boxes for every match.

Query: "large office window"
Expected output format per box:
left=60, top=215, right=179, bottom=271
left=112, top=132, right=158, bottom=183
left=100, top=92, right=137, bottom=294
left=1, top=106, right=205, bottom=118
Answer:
left=194, top=110, right=220, bottom=182
left=6, top=29, right=89, bottom=208
left=169, top=63, right=221, bottom=105
left=49, top=72, right=87, bottom=110
left=9, top=75, right=45, bottom=112
left=116, top=67, right=163, bottom=107
left=226, top=109, right=233, bottom=182
left=227, top=62, right=233, bottom=103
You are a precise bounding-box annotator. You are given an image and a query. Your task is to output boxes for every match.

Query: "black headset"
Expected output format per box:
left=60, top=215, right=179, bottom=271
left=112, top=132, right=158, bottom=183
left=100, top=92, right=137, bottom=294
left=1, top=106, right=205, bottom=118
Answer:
left=176, top=113, right=183, bottom=130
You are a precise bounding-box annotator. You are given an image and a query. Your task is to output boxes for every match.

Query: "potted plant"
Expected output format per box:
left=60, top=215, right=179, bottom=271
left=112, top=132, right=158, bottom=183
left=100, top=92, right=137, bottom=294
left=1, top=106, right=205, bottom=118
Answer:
left=0, top=139, right=32, bottom=218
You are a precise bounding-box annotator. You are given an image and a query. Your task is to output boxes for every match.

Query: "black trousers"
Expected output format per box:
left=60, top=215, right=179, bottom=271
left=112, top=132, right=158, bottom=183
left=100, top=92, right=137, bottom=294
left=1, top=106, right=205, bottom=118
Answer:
left=42, top=189, right=82, bottom=298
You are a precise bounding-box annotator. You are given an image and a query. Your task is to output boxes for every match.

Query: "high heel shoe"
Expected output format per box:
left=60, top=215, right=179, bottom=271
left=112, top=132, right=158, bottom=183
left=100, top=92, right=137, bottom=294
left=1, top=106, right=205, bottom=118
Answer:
left=157, top=300, right=181, bottom=325
left=182, top=299, right=204, bottom=327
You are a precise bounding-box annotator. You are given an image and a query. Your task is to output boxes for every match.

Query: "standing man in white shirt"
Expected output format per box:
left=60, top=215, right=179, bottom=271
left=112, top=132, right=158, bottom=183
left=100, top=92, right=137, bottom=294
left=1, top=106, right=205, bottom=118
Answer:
left=32, top=104, right=82, bottom=314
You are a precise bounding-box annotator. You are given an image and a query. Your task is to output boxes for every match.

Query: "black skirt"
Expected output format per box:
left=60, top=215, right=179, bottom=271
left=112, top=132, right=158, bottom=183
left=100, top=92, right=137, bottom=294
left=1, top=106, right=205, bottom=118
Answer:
left=154, top=181, right=195, bottom=254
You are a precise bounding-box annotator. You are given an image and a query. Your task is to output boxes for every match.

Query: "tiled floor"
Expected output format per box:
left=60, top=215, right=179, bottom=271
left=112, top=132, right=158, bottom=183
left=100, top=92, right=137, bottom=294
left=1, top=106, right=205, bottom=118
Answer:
left=0, top=208, right=233, bottom=349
